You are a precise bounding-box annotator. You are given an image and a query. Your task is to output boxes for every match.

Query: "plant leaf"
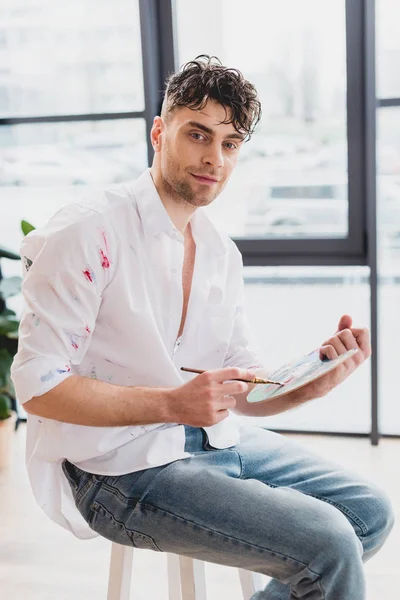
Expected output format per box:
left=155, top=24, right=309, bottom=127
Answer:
left=0, top=276, right=22, bottom=299
left=21, top=220, right=36, bottom=236
left=0, top=316, right=19, bottom=336
left=0, top=245, right=20, bottom=260
left=1, top=307, right=16, bottom=317
left=0, top=394, right=11, bottom=419
left=6, top=330, right=19, bottom=340
left=0, top=348, right=12, bottom=394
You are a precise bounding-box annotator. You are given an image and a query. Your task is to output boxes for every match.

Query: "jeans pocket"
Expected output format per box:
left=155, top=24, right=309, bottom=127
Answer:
left=62, top=458, right=91, bottom=495
left=90, top=501, right=162, bottom=551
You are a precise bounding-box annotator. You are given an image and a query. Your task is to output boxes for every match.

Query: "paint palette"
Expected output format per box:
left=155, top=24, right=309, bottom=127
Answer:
left=247, top=347, right=359, bottom=403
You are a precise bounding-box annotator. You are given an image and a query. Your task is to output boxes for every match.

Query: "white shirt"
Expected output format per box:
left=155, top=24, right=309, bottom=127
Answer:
left=11, top=169, right=264, bottom=539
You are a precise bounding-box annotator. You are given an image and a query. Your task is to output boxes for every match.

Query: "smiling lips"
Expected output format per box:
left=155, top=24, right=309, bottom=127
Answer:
left=191, top=173, right=219, bottom=185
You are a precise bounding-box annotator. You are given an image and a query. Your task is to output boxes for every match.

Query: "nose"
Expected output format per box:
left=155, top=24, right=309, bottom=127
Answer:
left=202, top=142, right=224, bottom=169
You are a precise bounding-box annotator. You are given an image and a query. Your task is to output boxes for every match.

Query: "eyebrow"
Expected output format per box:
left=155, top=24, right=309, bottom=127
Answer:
left=186, top=120, right=245, bottom=141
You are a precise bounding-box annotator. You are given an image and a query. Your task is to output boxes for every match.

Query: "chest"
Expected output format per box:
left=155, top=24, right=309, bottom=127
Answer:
left=177, top=227, right=196, bottom=338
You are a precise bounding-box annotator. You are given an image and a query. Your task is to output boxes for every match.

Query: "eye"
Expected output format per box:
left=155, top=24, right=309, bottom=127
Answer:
left=224, top=141, right=238, bottom=150
left=190, top=132, right=205, bottom=141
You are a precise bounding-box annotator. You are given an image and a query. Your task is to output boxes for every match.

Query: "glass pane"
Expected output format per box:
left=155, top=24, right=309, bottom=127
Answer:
left=0, top=118, right=147, bottom=280
left=376, top=0, right=400, bottom=98
left=377, top=108, right=400, bottom=434
left=176, top=0, right=348, bottom=240
left=239, top=266, right=371, bottom=433
left=0, top=0, right=144, bottom=117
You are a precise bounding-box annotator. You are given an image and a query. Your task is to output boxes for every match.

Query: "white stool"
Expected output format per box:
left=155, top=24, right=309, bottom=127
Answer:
left=107, top=542, right=264, bottom=600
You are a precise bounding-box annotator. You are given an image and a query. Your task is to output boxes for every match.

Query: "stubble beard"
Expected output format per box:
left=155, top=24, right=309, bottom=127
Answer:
left=161, top=154, right=221, bottom=208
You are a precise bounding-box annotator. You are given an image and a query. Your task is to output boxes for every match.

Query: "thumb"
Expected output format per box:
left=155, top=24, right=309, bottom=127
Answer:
left=337, top=314, right=352, bottom=333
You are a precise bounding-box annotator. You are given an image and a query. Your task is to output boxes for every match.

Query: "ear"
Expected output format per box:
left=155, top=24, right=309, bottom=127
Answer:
left=150, top=116, right=164, bottom=152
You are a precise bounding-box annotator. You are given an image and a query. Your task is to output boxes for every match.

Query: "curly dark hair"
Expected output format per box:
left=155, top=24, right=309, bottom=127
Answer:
left=161, top=55, right=262, bottom=141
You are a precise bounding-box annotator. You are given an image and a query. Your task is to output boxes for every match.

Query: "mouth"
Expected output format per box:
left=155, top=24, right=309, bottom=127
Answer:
left=191, top=173, right=219, bottom=185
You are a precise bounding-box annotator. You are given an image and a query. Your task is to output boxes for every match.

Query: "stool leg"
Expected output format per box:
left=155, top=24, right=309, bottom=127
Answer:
left=167, top=553, right=183, bottom=600
left=179, top=556, right=207, bottom=600
left=238, top=569, right=264, bottom=600
left=107, top=543, right=134, bottom=600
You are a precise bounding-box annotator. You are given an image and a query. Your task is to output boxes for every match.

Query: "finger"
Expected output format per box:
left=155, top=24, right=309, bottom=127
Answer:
left=350, top=327, right=371, bottom=357
left=220, top=381, right=248, bottom=396
left=336, top=328, right=358, bottom=351
left=220, top=395, right=237, bottom=409
left=208, top=367, right=255, bottom=383
left=215, top=409, right=230, bottom=423
left=320, top=334, right=348, bottom=356
left=319, top=344, right=338, bottom=360
left=337, top=314, right=352, bottom=332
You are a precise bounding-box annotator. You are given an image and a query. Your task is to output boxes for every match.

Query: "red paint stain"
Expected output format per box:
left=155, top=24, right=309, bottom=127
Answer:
left=71, top=341, right=79, bottom=349
left=65, top=365, right=71, bottom=372
left=101, top=230, right=109, bottom=254
left=83, top=269, right=93, bottom=282
left=85, top=326, right=91, bottom=334
left=100, top=248, right=110, bottom=269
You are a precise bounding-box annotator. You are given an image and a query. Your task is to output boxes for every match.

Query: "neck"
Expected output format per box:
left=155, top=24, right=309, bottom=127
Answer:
left=149, top=167, right=196, bottom=234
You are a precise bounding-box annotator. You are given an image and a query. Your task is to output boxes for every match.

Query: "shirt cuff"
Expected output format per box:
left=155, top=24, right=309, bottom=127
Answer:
left=11, top=358, right=74, bottom=404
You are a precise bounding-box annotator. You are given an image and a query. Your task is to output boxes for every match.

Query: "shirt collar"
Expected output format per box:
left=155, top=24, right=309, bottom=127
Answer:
left=131, top=169, right=228, bottom=256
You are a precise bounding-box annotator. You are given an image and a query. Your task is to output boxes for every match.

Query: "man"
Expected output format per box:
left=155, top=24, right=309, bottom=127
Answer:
left=11, top=56, right=393, bottom=599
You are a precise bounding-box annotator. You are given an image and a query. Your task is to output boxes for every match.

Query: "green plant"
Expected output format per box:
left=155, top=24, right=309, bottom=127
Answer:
left=0, top=220, right=36, bottom=420
left=0, top=394, right=11, bottom=420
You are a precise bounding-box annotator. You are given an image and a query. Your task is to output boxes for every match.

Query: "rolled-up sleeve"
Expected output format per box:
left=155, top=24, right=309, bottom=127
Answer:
left=223, top=243, right=265, bottom=370
left=11, top=204, right=112, bottom=404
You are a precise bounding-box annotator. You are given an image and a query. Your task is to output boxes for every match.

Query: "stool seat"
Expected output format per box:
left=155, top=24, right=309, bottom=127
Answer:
left=107, top=542, right=264, bottom=600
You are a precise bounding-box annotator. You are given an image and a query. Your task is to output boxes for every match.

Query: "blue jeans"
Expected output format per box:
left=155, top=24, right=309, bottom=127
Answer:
left=62, top=424, right=394, bottom=599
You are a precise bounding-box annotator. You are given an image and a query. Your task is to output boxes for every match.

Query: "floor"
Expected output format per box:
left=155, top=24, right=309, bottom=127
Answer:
left=0, top=425, right=398, bottom=600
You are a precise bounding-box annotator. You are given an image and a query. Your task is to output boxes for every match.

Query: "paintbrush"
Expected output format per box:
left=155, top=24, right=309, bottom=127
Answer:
left=180, top=367, right=284, bottom=386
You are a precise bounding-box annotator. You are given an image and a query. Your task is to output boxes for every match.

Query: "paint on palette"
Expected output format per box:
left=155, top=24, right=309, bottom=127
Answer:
left=32, top=313, right=40, bottom=326
left=90, top=365, right=97, bottom=379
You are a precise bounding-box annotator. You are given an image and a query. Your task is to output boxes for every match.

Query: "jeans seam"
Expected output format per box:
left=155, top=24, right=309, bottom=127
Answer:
left=231, top=449, right=245, bottom=479
left=92, top=501, right=163, bottom=551
left=139, top=501, right=321, bottom=573
left=305, top=493, right=369, bottom=537
left=95, top=480, right=149, bottom=507
left=76, top=475, right=97, bottom=504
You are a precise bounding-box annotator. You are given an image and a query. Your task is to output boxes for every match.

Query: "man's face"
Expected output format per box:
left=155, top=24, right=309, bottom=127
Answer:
left=152, top=100, right=245, bottom=208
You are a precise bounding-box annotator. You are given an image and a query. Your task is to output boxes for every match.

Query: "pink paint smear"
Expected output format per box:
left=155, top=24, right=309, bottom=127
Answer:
left=100, top=248, right=110, bottom=269
left=83, top=269, right=94, bottom=283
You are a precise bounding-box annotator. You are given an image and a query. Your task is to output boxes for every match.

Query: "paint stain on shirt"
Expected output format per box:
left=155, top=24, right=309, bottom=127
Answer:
left=23, top=256, right=33, bottom=271
left=100, top=248, right=110, bottom=269
left=99, top=230, right=110, bottom=269
left=82, top=267, right=96, bottom=283
left=40, top=366, right=71, bottom=382
left=65, top=332, right=85, bottom=350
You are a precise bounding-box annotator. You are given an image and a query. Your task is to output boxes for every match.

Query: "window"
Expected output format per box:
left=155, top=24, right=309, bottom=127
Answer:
left=176, top=0, right=350, bottom=244
left=0, top=0, right=144, bottom=117
left=376, top=0, right=400, bottom=99
left=241, top=265, right=371, bottom=433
